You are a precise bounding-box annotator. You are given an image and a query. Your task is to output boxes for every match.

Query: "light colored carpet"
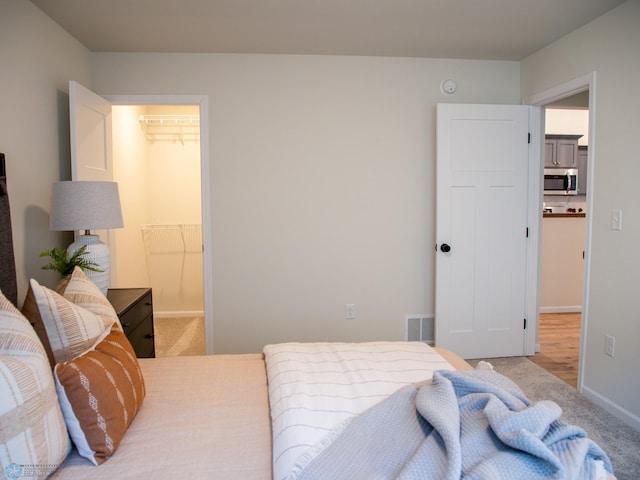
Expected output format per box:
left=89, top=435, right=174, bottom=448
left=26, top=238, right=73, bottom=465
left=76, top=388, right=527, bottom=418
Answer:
left=154, top=316, right=205, bottom=357
left=469, top=356, right=640, bottom=480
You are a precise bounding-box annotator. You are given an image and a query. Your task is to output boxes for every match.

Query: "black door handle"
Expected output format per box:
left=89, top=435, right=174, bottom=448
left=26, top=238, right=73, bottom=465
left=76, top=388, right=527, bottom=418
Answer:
left=440, top=243, right=451, bottom=253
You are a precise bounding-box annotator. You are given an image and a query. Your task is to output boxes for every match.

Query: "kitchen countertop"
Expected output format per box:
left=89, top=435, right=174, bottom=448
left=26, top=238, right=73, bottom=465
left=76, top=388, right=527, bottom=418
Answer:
left=543, top=212, right=585, bottom=218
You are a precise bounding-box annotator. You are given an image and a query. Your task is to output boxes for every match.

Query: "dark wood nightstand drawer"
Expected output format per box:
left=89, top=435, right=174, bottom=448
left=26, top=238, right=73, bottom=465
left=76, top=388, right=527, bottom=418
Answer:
left=107, top=288, right=155, bottom=358
left=119, top=291, right=152, bottom=334
left=125, top=314, right=155, bottom=358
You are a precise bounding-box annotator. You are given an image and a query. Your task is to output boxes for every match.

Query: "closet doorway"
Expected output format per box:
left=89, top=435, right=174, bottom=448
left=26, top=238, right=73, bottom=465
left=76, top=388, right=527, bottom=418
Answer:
left=110, top=103, right=207, bottom=355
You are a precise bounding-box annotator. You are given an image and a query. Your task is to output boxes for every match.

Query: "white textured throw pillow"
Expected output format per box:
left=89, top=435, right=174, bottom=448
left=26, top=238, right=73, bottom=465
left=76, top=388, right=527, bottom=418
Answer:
left=0, top=290, right=71, bottom=478
left=28, top=279, right=115, bottom=364
left=59, top=267, right=122, bottom=330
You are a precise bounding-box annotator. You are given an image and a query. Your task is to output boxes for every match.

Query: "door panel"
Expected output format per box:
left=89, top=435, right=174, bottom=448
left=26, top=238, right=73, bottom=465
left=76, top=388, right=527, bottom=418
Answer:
left=436, top=103, right=530, bottom=359
left=70, top=81, right=113, bottom=181
left=69, top=81, right=116, bottom=281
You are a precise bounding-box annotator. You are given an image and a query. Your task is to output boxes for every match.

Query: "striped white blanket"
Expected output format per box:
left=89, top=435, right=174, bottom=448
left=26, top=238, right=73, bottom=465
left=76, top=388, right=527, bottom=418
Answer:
left=263, top=342, right=455, bottom=480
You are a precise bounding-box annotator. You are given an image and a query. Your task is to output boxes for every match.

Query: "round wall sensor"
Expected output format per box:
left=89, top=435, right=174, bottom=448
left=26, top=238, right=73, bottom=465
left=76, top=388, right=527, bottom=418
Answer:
left=441, top=79, right=457, bottom=94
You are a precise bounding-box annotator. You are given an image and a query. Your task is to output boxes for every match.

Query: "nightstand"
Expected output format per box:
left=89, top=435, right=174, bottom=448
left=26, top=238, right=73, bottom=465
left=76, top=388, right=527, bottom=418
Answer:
left=107, top=288, right=155, bottom=358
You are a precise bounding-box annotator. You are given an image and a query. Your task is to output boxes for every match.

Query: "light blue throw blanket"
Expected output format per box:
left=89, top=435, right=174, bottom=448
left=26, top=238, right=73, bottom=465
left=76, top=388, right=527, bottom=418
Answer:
left=289, top=364, right=613, bottom=480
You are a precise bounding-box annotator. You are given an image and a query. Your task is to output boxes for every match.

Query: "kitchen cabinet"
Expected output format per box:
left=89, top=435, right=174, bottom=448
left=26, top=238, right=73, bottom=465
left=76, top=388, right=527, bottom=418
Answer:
left=540, top=216, right=585, bottom=312
left=577, top=145, right=588, bottom=195
left=544, top=134, right=582, bottom=168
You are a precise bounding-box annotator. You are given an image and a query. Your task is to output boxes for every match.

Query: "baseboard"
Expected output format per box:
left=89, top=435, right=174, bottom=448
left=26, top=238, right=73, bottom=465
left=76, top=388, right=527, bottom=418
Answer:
left=154, top=310, right=204, bottom=318
left=582, top=385, right=640, bottom=432
left=539, top=306, right=582, bottom=314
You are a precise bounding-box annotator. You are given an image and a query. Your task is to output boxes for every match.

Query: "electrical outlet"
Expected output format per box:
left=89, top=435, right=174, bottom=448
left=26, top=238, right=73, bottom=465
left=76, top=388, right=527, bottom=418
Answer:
left=605, top=335, right=615, bottom=358
left=345, top=304, right=356, bottom=320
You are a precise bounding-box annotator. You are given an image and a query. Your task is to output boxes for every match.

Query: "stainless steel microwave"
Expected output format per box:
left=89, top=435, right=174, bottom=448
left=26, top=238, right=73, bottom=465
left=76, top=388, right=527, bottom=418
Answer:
left=544, top=168, right=578, bottom=195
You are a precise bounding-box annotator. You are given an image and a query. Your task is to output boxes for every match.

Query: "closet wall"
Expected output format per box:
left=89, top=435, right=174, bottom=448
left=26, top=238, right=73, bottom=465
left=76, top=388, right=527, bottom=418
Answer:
left=112, top=105, right=203, bottom=316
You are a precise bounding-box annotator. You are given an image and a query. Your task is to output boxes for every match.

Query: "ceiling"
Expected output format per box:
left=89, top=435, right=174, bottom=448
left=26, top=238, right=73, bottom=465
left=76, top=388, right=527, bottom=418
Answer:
left=30, top=0, right=625, bottom=61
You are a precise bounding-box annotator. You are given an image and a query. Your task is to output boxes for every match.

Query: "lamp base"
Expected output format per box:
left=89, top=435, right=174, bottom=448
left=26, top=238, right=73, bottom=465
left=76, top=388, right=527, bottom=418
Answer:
left=67, top=235, right=110, bottom=295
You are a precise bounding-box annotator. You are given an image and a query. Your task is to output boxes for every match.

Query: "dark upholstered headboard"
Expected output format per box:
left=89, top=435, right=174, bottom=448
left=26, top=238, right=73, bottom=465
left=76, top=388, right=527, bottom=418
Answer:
left=0, top=152, right=18, bottom=306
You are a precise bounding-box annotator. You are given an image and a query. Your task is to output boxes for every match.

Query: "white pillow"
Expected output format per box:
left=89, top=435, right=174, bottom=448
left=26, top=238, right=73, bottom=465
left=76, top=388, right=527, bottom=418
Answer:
left=27, top=279, right=115, bottom=364
left=59, top=267, right=122, bottom=330
left=0, top=290, right=71, bottom=477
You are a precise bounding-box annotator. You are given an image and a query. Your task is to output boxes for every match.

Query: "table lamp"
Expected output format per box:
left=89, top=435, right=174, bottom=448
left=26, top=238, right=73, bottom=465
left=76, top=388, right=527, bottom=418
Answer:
left=49, top=181, right=124, bottom=294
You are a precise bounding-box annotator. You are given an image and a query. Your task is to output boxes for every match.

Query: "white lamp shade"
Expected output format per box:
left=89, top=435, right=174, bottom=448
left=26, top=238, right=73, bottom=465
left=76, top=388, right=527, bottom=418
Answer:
left=49, top=181, right=123, bottom=293
left=50, top=181, right=124, bottom=231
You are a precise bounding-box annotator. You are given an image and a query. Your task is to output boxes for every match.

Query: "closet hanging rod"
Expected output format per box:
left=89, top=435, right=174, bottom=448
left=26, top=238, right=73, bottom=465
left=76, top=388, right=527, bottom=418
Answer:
left=138, top=115, right=200, bottom=127
left=138, top=115, right=200, bottom=144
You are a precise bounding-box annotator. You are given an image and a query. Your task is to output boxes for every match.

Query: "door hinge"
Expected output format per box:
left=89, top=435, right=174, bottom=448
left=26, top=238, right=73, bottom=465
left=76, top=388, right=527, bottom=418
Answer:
left=528, top=133, right=531, bottom=144
left=524, top=318, right=527, bottom=330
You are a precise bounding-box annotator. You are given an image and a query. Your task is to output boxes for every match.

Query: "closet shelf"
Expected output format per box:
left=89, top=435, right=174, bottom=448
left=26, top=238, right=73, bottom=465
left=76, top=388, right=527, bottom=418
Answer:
left=138, top=115, right=200, bottom=143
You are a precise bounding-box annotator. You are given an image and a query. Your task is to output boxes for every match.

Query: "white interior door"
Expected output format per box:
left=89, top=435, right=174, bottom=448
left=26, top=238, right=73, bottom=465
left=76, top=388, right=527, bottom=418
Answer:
left=435, top=103, right=530, bottom=359
left=69, top=80, right=117, bottom=281
left=70, top=80, right=113, bottom=182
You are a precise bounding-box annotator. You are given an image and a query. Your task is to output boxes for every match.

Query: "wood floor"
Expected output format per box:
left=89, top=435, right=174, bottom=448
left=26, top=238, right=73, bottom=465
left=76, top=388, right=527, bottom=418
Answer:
left=529, top=312, right=581, bottom=387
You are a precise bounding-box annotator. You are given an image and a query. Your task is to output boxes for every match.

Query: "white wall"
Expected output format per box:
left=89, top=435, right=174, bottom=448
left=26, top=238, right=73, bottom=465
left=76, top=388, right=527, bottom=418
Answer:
left=90, top=54, right=521, bottom=353
left=546, top=109, right=589, bottom=145
left=112, top=105, right=150, bottom=287
left=0, top=0, right=91, bottom=299
left=522, top=0, right=640, bottom=428
left=143, top=105, right=202, bottom=224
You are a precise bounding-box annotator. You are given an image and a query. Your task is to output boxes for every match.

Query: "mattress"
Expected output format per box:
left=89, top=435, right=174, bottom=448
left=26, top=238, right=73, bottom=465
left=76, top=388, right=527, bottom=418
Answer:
left=51, top=354, right=272, bottom=479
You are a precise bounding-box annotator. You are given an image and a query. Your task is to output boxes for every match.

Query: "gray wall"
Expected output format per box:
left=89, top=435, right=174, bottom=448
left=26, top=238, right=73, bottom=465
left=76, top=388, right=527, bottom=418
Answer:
left=89, top=53, right=520, bottom=354
left=0, top=0, right=92, bottom=295
left=522, top=0, right=640, bottom=428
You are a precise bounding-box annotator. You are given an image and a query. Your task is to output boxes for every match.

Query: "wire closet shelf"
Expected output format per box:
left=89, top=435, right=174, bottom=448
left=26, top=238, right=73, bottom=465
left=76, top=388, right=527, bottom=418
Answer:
left=140, top=224, right=203, bottom=313
left=138, top=115, right=200, bottom=144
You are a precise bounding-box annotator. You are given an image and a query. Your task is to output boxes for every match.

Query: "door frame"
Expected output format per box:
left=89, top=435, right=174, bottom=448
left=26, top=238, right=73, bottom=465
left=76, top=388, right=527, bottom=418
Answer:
left=525, top=71, right=597, bottom=392
left=524, top=106, right=542, bottom=357
left=103, top=93, right=214, bottom=355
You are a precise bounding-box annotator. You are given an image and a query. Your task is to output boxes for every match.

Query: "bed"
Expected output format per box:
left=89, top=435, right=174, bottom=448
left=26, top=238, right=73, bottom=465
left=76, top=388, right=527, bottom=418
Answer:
left=0, top=175, right=614, bottom=480
left=47, top=343, right=468, bottom=479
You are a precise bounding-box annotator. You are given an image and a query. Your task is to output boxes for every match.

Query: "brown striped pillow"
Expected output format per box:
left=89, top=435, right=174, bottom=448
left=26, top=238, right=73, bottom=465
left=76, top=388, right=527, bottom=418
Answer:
left=0, top=290, right=70, bottom=476
left=58, top=267, right=122, bottom=331
left=54, top=325, right=146, bottom=465
left=25, top=279, right=114, bottom=364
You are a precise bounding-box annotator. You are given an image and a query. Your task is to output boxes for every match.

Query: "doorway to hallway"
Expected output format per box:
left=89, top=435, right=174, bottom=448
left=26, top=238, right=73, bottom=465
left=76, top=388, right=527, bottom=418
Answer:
left=528, top=72, right=596, bottom=392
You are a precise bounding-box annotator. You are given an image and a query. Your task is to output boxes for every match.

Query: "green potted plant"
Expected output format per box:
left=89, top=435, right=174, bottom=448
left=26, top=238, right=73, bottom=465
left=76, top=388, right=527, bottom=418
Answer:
left=39, top=245, right=104, bottom=276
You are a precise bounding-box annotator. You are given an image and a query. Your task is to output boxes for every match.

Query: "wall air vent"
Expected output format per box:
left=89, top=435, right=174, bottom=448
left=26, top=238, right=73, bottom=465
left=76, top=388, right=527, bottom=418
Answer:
left=405, top=315, right=434, bottom=345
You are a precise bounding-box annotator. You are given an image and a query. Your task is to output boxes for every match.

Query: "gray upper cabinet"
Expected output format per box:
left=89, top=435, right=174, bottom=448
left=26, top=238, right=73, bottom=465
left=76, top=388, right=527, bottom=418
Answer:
left=577, top=145, right=588, bottom=195
left=544, top=134, right=582, bottom=168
